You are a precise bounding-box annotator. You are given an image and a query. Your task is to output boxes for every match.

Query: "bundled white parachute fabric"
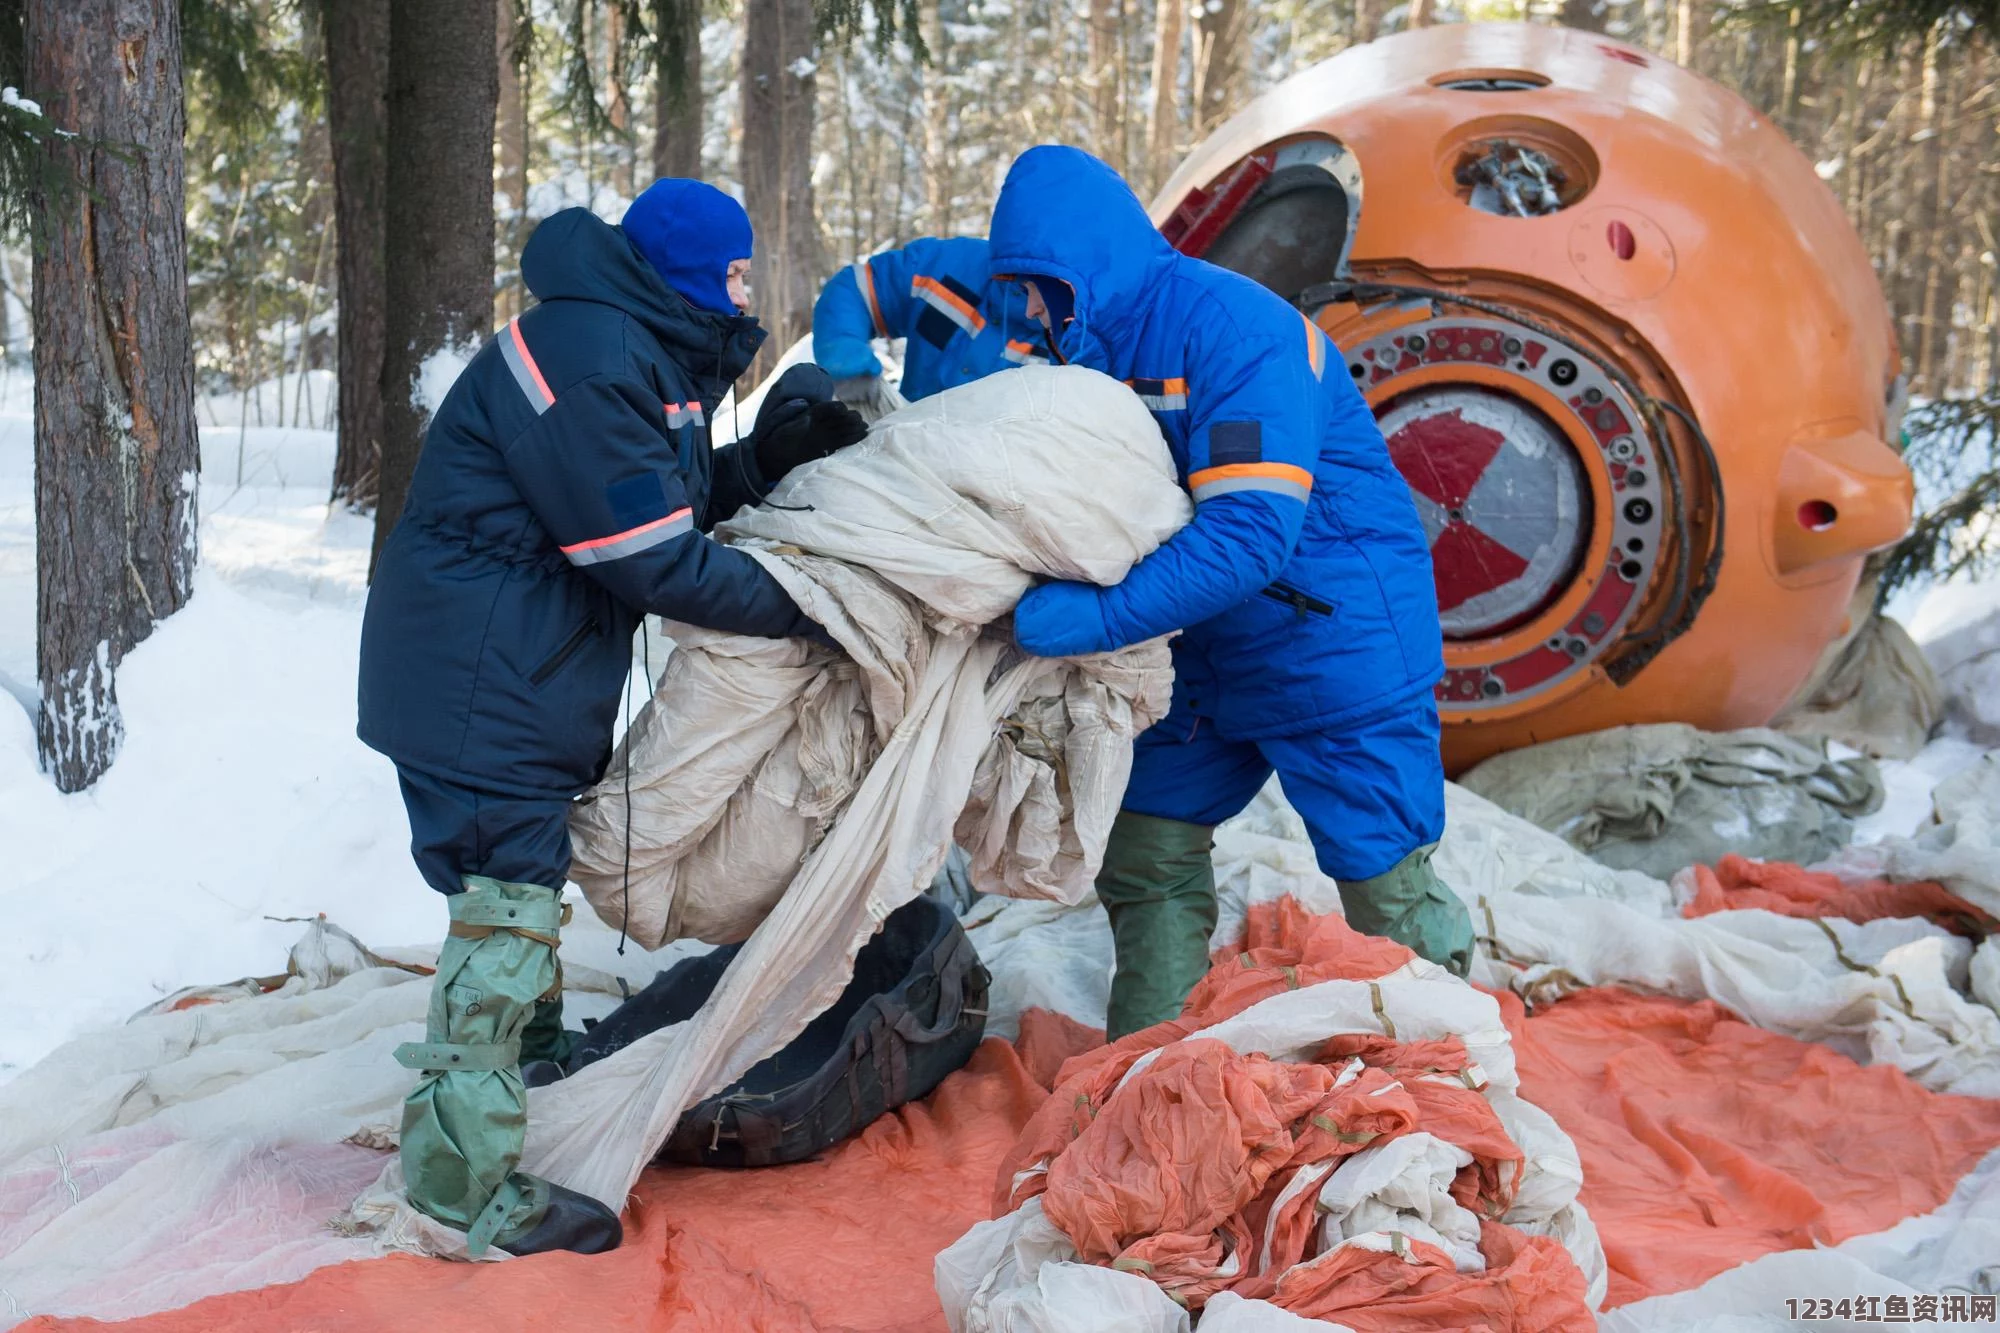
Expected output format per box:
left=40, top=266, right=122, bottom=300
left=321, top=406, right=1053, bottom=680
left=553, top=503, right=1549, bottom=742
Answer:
left=349, top=364, right=1189, bottom=1250
left=568, top=363, right=1185, bottom=947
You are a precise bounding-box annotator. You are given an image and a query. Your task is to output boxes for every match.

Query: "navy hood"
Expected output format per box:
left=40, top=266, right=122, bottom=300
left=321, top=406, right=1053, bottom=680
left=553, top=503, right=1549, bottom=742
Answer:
left=521, top=207, right=765, bottom=397
left=987, top=146, right=1177, bottom=377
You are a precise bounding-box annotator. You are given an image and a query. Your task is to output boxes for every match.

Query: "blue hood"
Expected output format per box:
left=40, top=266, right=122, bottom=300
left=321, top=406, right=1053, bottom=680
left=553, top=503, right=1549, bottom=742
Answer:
left=521, top=207, right=765, bottom=397
left=987, top=146, right=1177, bottom=378
left=620, top=178, right=755, bottom=316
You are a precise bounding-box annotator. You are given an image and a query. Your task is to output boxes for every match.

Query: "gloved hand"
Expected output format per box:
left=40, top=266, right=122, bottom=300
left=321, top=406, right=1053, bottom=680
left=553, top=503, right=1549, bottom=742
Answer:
left=753, top=398, right=868, bottom=483
left=814, top=335, right=882, bottom=381
left=750, top=363, right=869, bottom=485
left=1013, top=580, right=1115, bottom=658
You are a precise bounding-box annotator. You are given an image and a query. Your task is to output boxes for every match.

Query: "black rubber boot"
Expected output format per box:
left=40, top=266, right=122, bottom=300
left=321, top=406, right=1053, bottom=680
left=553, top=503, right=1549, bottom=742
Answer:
left=495, top=1181, right=624, bottom=1257
left=520, top=1060, right=567, bottom=1088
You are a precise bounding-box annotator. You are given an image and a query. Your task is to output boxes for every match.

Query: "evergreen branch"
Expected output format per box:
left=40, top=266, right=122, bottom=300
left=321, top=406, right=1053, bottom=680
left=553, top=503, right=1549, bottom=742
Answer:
left=183, top=0, right=317, bottom=146
left=1881, top=393, right=2000, bottom=595
left=552, top=0, right=620, bottom=141
left=0, top=89, right=77, bottom=245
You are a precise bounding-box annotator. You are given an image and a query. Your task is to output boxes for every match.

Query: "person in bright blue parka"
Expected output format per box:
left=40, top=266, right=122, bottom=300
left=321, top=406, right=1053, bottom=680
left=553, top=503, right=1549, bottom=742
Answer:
left=988, top=145, right=1473, bottom=1038
left=356, top=179, right=865, bottom=1260
left=812, top=236, right=1045, bottom=401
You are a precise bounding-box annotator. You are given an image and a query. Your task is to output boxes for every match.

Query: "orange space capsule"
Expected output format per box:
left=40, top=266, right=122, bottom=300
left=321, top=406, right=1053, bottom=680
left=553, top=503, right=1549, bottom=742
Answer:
left=1151, top=22, right=1914, bottom=773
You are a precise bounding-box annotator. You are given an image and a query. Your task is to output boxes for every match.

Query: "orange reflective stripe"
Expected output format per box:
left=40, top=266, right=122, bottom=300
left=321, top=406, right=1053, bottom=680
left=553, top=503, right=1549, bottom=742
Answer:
left=1189, top=462, right=1314, bottom=488
left=853, top=260, right=888, bottom=338
left=499, top=316, right=557, bottom=412
left=559, top=507, right=695, bottom=566
left=911, top=275, right=987, bottom=333
left=1188, top=461, right=1315, bottom=504
left=1126, top=376, right=1189, bottom=410
left=1303, top=312, right=1326, bottom=380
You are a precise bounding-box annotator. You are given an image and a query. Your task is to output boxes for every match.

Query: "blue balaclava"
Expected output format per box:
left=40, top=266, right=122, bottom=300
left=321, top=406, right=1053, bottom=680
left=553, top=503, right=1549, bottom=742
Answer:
left=620, top=178, right=754, bottom=315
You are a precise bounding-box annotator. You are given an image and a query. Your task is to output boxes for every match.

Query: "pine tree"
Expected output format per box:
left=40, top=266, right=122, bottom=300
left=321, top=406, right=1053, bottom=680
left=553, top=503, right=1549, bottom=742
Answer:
left=25, top=0, right=200, bottom=791
left=321, top=0, right=389, bottom=506
left=372, top=0, right=498, bottom=571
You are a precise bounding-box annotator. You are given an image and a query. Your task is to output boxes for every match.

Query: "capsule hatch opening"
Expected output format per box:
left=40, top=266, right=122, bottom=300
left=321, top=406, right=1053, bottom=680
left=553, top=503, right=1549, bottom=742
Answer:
left=1162, top=136, right=1364, bottom=307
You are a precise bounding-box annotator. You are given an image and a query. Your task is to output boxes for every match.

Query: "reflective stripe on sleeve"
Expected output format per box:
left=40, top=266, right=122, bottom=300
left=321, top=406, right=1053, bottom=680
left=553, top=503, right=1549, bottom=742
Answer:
left=500, top=317, right=556, bottom=414
left=911, top=275, right=987, bottom=336
left=559, top=507, right=695, bottom=566
left=663, top=402, right=706, bottom=429
left=1002, top=339, right=1048, bottom=366
left=1126, top=376, right=1188, bottom=412
left=1188, top=462, right=1314, bottom=504
left=1303, top=312, right=1327, bottom=380
left=853, top=260, right=888, bottom=338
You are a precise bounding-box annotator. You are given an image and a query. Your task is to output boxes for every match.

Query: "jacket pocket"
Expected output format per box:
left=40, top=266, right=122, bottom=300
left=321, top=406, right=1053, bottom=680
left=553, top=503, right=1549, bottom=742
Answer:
left=529, top=615, right=601, bottom=686
left=1259, top=580, right=1336, bottom=618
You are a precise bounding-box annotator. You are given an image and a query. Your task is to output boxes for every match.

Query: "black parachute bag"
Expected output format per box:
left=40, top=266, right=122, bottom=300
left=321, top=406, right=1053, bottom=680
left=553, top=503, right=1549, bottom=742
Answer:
left=561, top=894, right=989, bottom=1168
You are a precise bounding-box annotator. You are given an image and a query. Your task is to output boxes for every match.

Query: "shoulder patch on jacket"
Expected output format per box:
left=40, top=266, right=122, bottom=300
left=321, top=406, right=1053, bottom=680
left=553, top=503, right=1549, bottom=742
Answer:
left=606, top=472, right=671, bottom=529
left=1208, top=420, right=1263, bottom=466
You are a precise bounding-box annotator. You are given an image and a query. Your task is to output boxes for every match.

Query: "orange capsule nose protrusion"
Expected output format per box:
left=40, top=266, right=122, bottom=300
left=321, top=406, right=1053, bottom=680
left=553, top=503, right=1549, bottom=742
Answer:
left=1771, top=425, right=1912, bottom=578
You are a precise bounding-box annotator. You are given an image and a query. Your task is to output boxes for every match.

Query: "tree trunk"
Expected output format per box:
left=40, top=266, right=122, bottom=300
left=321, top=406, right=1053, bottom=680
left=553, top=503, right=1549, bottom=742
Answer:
left=652, top=0, right=704, bottom=179
left=25, top=0, right=199, bottom=793
left=1779, top=5, right=1802, bottom=126
left=374, top=0, right=497, bottom=572
left=1641, top=0, right=1668, bottom=51
left=740, top=0, right=821, bottom=377
left=1193, top=0, right=1243, bottom=133
left=324, top=0, right=389, bottom=507
left=1915, top=21, right=1950, bottom=393
left=922, top=0, right=954, bottom=234
left=496, top=0, right=529, bottom=320
left=1089, top=0, right=1121, bottom=166
left=1145, top=0, right=1184, bottom=193
left=608, top=2, right=636, bottom=199
left=1407, top=0, right=1435, bottom=30
left=1354, top=0, right=1381, bottom=45
left=1562, top=0, right=1606, bottom=32
left=1675, top=0, right=1695, bottom=67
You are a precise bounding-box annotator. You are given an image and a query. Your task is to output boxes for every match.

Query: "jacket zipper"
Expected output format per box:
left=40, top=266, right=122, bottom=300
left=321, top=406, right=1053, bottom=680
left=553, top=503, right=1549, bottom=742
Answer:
left=530, top=616, right=600, bottom=685
left=1260, top=581, right=1335, bottom=617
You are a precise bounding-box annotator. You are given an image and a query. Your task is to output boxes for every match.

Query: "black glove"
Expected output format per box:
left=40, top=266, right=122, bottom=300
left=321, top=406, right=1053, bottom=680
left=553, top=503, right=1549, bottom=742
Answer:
left=750, top=364, right=869, bottom=485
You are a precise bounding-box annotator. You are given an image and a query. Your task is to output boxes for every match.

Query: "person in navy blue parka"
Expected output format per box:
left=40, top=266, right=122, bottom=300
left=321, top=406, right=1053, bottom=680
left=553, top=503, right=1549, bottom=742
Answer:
left=989, top=146, right=1475, bottom=1039
left=357, top=180, right=865, bottom=1258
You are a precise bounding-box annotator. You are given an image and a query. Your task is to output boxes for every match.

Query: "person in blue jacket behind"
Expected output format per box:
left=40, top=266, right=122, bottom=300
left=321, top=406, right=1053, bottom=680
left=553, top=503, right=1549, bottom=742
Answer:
left=989, top=146, right=1474, bottom=1039
left=356, top=179, right=866, bottom=1258
left=811, top=235, right=1046, bottom=401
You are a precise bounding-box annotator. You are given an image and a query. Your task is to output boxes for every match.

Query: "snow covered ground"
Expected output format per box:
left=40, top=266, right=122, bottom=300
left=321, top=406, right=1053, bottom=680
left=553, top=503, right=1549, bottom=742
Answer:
left=0, top=357, right=1994, bottom=1084
left=0, top=367, right=435, bottom=1081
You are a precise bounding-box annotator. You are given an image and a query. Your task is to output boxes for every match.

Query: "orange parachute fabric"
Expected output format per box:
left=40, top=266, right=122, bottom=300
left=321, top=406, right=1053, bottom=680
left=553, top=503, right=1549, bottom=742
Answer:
left=33, top=893, right=2000, bottom=1333
left=1682, top=855, right=1999, bottom=936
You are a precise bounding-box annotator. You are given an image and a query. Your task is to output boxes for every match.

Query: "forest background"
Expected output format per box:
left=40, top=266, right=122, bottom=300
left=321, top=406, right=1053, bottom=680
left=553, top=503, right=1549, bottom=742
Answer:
left=0, top=0, right=1993, bottom=791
